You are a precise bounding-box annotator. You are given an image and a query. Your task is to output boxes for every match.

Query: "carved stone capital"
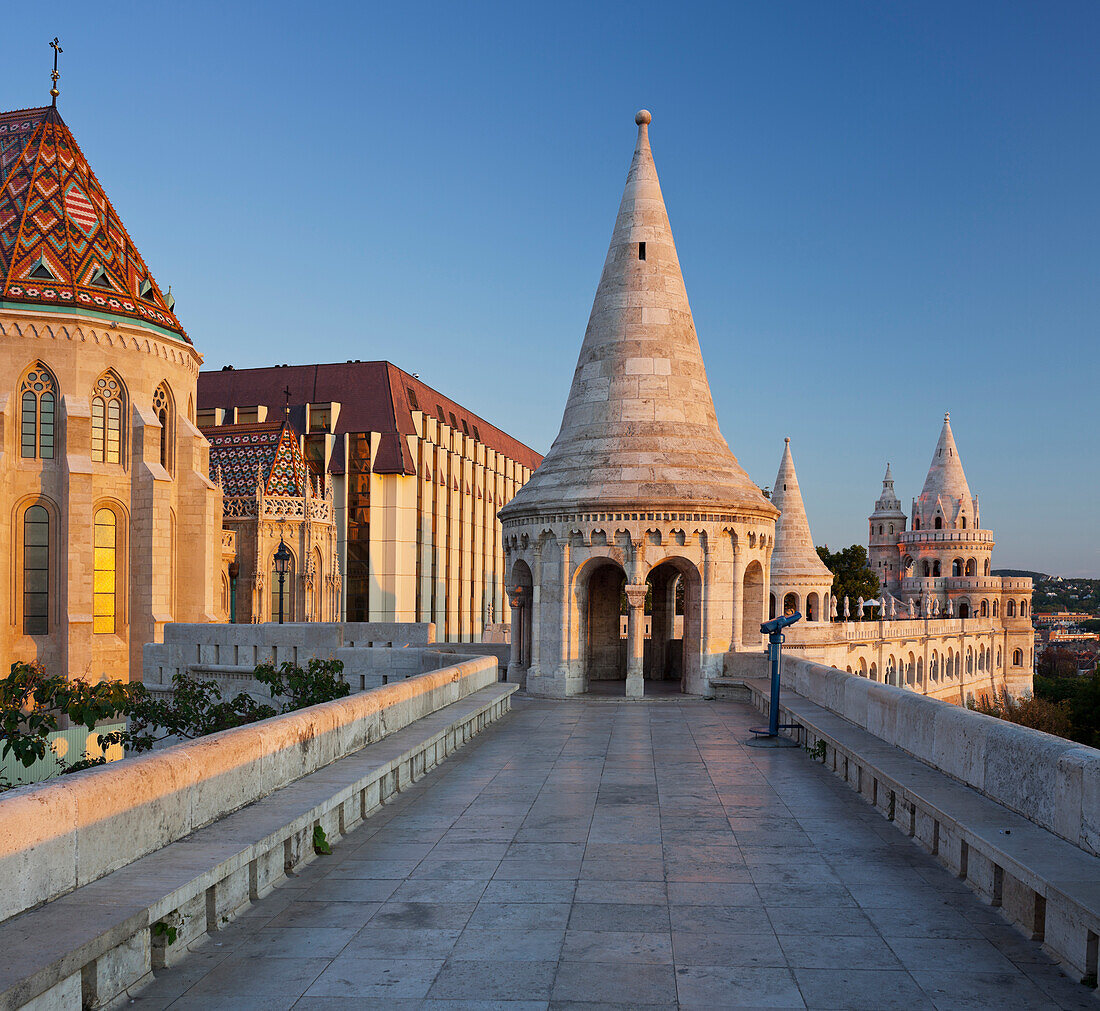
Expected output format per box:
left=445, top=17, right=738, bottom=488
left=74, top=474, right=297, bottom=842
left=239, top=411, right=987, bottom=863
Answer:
left=624, top=583, right=648, bottom=609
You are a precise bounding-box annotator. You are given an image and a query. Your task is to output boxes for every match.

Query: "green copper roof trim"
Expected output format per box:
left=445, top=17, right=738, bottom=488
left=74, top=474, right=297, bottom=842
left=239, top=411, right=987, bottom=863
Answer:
left=0, top=300, right=193, bottom=347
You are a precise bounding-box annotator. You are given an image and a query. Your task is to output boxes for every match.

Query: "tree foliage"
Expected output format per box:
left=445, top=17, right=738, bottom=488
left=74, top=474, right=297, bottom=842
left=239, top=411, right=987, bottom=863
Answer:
left=972, top=672, right=1100, bottom=749
left=968, top=688, right=1074, bottom=739
left=1, top=657, right=350, bottom=782
left=816, top=545, right=880, bottom=618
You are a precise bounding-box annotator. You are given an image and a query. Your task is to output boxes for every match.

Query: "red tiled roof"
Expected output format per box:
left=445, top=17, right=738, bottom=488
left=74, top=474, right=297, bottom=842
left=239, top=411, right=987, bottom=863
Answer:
left=0, top=106, right=188, bottom=343
left=197, top=361, right=543, bottom=476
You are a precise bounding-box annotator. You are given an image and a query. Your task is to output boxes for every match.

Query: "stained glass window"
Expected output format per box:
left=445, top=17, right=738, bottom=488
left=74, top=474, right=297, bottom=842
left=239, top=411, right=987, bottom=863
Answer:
left=20, top=364, right=57, bottom=459
left=91, top=373, right=124, bottom=464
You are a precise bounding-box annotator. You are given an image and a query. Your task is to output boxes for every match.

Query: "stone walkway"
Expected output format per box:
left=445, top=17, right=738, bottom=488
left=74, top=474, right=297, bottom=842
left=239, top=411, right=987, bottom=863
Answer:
left=134, top=699, right=1096, bottom=1009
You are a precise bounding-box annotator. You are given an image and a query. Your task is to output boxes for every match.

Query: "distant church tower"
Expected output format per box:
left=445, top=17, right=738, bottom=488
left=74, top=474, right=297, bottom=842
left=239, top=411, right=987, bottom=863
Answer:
left=499, top=111, right=778, bottom=699
left=868, top=463, right=907, bottom=590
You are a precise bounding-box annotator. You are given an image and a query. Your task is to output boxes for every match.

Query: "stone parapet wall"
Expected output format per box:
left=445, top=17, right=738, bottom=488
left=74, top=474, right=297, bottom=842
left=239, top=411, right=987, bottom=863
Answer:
left=779, top=656, right=1099, bottom=855
left=0, top=654, right=497, bottom=925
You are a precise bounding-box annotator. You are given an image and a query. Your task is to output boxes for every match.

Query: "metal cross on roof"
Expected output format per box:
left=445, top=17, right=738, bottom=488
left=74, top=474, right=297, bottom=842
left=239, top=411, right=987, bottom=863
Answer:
left=50, top=38, right=63, bottom=106
left=284, top=386, right=291, bottom=418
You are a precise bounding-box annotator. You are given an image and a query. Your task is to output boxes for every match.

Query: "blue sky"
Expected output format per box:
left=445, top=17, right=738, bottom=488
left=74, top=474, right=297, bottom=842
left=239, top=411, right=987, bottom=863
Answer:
left=9, top=2, right=1099, bottom=576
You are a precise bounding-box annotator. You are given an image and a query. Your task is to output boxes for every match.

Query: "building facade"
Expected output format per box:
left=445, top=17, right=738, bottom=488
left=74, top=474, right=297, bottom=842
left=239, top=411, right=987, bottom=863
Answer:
left=198, top=362, right=540, bottom=642
left=206, top=419, right=340, bottom=624
left=0, top=104, right=222, bottom=681
left=499, top=111, right=779, bottom=699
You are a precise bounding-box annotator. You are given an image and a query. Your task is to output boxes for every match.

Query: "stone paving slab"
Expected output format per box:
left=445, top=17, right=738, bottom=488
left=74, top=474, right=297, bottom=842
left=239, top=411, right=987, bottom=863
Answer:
left=131, top=699, right=1098, bottom=1010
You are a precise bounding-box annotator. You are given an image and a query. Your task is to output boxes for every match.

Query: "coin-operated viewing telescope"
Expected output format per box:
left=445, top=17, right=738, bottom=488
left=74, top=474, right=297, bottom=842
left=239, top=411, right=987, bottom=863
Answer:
left=748, top=610, right=802, bottom=746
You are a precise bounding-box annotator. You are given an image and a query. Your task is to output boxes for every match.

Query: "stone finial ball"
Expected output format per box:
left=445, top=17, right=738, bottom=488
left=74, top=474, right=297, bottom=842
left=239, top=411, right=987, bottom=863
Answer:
left=635, top=109, right=652, bottom=125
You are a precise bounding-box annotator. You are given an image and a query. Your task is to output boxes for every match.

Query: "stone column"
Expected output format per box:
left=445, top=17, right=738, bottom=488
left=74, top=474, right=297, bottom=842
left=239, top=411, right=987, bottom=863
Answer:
left=730, top=548, right=745, bottom=651
left=507, top=584, right=524, bottom=684
left=557, top=536, right=572, bottom=683
left=625, top=583, right=648, bottom=699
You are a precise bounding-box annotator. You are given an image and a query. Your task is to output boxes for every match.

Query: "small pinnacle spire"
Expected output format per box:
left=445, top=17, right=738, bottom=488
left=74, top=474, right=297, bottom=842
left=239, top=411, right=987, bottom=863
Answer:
left=944, top=411, right=950, bottom=422
left=784, top=436, right=790, bottom=444
left=635, top=109, right=652, bottom=126
left=49, top=37, right=63, bottom=106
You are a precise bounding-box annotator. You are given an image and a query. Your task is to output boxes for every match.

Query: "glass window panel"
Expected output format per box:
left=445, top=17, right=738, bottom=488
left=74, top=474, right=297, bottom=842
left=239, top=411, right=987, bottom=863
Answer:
left=21, top=391, right=37, bottom=458
left=93, top=510, right=116, bottom=634
left=91, top=397, right=105, bottom=461
left=39, top=392, right=54, bottom=459
left=107, top=399, right=121, bottom=464
left=23, top=506, right=49, bottom=634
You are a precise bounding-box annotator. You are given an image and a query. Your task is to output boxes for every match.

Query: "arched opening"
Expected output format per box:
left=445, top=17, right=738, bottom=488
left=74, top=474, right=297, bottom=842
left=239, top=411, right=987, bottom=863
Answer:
left=580, top=559, right=626, bottom=689
left=1013, top=649, right=1023, bottom=667
left=983, top=559, right=990, bottom=576
left=91, top=371, right=126, bottom=464
left=922, top=560, right=930, bottom=577
left=965, top=558, right=976, bottom=577
left=154, top=383, right=174, bottom=474
left=958, top=601, right=970, bottom=619
left=769, top=592, right=777, bottom=621
left=934, top=515, right=942, bottom=530
left=509, top=558, right=534, bottom=676
left=869, top=662, right=878, bottom=682
left=806, top=592, right=819, bottom=622
left=646, top=558, right=701, bottom=693
left=993, top=599, right=998, bottom=617
left=1007, top=600, right=1016, bottom=618
left=19, top=362, right=58, bottom=460
left=933, top=560, right=941, bottom=577
left=960, top=516, right=967, bottom=529
left=952, top=558, right=963, bottom=577
left=1020, top=599, right=1028, bottom=617
left=22, top=504, right=50, bottom=634
left=312, top=546, right=325, bottom=621
left=783, top=591, right=799, bottom=616
left=980, top=599, right=988, bottom=617
left=93, top=508, right=118, bottom=634
left=742, top=561, right=765, bottom=647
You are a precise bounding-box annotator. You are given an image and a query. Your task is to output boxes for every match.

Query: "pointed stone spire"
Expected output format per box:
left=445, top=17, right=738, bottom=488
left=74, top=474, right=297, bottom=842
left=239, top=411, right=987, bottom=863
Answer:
left=916, top=412, right=976, bottom=528
left=501, top=111, right=775, bottom=520
left=770, top=439, right=832, bottom=580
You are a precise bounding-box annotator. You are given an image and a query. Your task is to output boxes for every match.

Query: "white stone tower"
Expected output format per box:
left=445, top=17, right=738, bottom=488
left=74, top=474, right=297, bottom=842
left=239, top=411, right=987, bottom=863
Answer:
left=868, top=463, right=907, bottom=590
left=768, top=439, right=834, bottom=623
left=498, top=111, right=778, bottom=698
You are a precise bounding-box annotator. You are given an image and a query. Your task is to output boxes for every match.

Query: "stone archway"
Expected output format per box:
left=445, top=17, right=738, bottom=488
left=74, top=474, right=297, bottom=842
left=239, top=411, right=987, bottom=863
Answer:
left=742, top=561, right=765, bottom=646
left=580, top=559, right=627, bottom=692
left=645, top=557, right=702, bottom=693
left=508, top=559, right=534, bottom=683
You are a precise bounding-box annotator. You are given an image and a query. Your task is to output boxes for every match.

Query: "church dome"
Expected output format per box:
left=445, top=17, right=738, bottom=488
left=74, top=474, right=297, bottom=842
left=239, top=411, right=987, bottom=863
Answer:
left=500, top=113, right=775, bottom=522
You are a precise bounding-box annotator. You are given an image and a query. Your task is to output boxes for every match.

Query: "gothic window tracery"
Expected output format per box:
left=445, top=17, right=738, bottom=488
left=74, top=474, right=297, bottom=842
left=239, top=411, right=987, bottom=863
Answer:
left=20, top=363, right=57, bottom=460
left=91, top=372, right=125, bottom=464
left=153, top=383, right=174, bottom=473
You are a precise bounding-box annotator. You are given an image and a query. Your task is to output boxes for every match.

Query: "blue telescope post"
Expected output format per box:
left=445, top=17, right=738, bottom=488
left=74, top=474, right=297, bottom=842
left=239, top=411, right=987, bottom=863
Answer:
left=748, top=611, right=802, bottom=747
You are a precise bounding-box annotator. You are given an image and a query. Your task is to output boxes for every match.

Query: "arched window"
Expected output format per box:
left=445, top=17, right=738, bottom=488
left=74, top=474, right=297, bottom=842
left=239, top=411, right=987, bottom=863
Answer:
left=965, top=558, right=976, bottom=576
left=23, top=505, right=50, bottom=634
left=769, top=593, right=777, bottom=620
left=888, top=523, right=894, bottom=534
left=153, top=383, right=173, bottom=473
left=922, top=560, right=930, bottom=577
left=1020, top=600, right=1028, bottom=617
left=934, top=516, right=942, bottom=530
left=1013, top=649, right=1023, bottom=667
left=20, top=363, right=57, bottom=460
left=869, top=662, right=878, bottom=681
left=960, top=516, right=967, bottom=529
left=93, top=509, right=117, bottom=634
left=997, top=648, right=1002, bottom=668
left=958, top=601, right=970, bottom=619
left=992, top=600, right=998, bottom=617
left=1007, top=600, right=1016, bottom=617
left=980, top=599, right=988, bottom=617
left=952, top=558, right=962, bottom=577
left=932, top=561, right=941, bottom=577
left=878, top=524, right=883, bottom=535
left=91, top=372, right=125, bottom=464
left=983, top=559, right=990, bottom=576
left=783, top=592, right=799, bottom=615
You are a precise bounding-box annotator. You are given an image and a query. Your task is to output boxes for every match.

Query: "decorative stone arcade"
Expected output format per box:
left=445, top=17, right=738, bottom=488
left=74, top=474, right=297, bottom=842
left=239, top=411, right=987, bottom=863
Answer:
left=500, top=112, right=778, bottom=698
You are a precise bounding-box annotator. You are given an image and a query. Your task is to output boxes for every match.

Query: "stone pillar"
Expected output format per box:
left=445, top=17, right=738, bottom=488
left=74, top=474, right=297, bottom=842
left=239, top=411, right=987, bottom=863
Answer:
left=625, top=583, right=648, bottom=699
left=557, top=536, right=572, bottom=682
left=730, top=549, right=745, bottom=651
left=507, top=585, right=524, bottom=684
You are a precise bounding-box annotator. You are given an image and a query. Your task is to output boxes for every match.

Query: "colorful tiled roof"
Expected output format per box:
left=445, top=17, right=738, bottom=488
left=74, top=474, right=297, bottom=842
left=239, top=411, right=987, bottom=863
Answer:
left=206, top=421, right=309, bottom=499
left=0, top=106, right=189, bottom=343
left=198, top=361, right=544, bottom=476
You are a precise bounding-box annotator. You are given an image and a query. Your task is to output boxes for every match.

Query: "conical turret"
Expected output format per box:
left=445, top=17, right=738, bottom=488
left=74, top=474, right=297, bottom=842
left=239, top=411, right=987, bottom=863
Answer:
left=770, top=439, right=832, bottom=580
left=500, top=111, right=775, bottom=522
left=915, top=413, right=978, bottom=529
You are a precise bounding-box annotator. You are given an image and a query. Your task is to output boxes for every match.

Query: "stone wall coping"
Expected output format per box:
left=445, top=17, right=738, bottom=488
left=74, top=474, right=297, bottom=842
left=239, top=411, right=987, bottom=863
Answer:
left=0, top=681, right=515, bottom=1010
left=747, top=675, right=1100, bottom=983
left=777, top=657, right=1100, bottom=855
left=0, top=654, right=497, bottom=926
